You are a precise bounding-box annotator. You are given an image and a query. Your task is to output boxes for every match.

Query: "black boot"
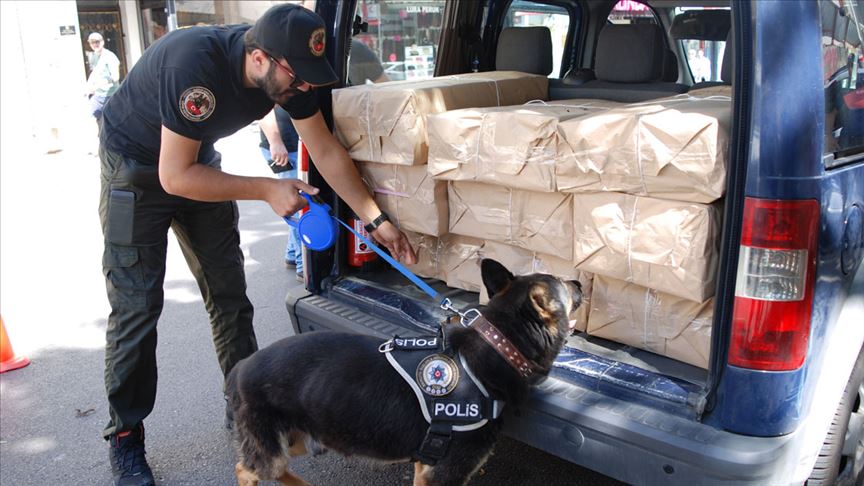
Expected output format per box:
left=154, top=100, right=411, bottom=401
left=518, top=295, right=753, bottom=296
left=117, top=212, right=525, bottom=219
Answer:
left=108, top=424, right=155, bottom=486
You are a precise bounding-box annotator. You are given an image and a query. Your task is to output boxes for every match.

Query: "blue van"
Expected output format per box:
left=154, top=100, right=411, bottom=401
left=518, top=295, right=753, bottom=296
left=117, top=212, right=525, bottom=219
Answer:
left=287, top=1, right=864, bottom=483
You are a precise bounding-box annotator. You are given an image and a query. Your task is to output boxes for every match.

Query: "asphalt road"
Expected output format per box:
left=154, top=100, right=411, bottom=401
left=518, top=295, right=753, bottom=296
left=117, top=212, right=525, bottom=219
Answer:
left=0, top=124, right=621, bottom=486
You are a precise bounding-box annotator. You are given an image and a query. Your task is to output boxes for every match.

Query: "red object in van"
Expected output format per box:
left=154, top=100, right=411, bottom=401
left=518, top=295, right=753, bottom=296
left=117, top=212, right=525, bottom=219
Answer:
left=347, top=216, right=377, bottom=267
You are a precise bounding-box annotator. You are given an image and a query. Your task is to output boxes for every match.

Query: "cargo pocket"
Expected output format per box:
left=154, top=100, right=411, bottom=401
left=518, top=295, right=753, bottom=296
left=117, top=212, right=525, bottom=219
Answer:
left=102, top=246, right=146, bottom=309
left=107, top=189, right=136, bottom=245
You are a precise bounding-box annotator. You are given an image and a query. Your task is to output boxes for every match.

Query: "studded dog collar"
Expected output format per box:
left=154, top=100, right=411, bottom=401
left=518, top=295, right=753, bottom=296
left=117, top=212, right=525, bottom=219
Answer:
left=471, top=315, right=535, bottom=378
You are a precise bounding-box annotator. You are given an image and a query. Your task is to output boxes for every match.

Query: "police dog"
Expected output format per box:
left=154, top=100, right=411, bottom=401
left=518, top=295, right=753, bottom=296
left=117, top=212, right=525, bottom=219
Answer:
left=227, top=259, right=582, bottom=486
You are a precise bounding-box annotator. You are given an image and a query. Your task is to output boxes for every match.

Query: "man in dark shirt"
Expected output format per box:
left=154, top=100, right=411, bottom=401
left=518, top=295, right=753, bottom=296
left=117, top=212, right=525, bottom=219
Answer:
left=98, top=5, right=416, bottom=485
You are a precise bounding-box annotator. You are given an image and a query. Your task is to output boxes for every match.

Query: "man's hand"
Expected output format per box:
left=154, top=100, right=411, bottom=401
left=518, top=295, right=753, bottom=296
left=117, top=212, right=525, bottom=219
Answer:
left=265, top=178, right=319, bottom=217
left=371, top=221, right=418, bottom=264
left=269, top=140, right=291, bottom=167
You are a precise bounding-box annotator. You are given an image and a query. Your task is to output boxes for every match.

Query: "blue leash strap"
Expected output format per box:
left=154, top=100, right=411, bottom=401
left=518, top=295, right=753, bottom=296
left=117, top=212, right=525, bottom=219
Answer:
left=335, top=219, right=442, bottom=302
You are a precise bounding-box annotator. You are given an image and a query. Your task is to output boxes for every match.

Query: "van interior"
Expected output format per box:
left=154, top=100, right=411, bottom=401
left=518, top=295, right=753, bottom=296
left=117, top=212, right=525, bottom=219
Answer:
left=310, top=0, right=735, bottom=418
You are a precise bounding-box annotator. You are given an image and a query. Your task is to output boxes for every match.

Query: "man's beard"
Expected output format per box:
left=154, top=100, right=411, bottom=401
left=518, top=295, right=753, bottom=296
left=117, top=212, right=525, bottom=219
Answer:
left=255, top=64, right=304, bottom=105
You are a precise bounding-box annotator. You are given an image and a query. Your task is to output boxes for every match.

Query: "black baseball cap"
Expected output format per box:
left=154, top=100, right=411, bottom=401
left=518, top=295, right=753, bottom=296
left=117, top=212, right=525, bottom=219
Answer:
left=247, top=4, right=338, bottom=86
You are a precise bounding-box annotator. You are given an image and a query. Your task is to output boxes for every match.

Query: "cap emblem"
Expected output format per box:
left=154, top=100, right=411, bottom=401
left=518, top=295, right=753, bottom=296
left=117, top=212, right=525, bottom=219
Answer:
left=178, top=86, right=215, bottom=122
left=309, top=27, right=326, bottom=57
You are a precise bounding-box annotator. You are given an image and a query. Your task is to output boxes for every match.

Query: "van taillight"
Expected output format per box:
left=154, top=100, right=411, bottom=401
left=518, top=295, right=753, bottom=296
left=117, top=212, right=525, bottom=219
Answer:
left=728, top=198, right=820, bottom=371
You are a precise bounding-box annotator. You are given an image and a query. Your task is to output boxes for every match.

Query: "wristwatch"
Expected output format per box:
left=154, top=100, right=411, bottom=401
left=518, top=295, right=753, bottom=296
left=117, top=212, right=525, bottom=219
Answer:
left=364, top=211, right=390, bottom=233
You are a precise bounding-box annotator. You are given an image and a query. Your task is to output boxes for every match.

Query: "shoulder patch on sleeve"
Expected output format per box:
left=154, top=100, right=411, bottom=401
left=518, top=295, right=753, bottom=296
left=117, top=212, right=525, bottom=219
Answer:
left=179, top=86, right=215, bottom=122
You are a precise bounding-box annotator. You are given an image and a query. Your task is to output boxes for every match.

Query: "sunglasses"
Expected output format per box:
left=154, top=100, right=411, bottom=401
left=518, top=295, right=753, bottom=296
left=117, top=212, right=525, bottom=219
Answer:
left=268, top=55, right=305, bottom=88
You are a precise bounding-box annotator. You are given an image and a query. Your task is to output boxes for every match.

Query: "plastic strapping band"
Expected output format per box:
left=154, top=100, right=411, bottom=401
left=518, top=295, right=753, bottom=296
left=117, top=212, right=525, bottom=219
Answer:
left=474, top=113, right=486, bottom=166
left=643, top=287, right=651, bottom=348
left=336, top=219, right=441, bottom=302
left=635, top=113, right=648, bottom=196
left=626, top=196, right=639, bottom=283
left=507, top=190, right=514, bottom=244
left=364, top=92, right=374, bottom=161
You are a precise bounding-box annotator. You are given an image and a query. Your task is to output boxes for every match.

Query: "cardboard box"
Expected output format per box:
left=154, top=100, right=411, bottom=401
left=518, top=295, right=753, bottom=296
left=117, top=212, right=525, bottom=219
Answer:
left=357, top=162, right=448, bottom=236
left=588, top=276, right=713, bottom=369
left=449, top=181, right=573, bottom=257
left=332, top=71, right=549, bottom=165
left=557, top=95, right=731, bottom=203
left=427, top=100, right=618, bottom=192
left=572, top=192, right=719, bottom=302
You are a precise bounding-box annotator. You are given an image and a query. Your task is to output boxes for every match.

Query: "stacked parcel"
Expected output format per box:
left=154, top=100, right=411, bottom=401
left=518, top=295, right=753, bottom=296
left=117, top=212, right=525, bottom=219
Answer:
left=424, top=92, right=731, bottom=368
left=335, top=71, right=552, bottom=275
left=333, top=71, right=549, bottom=165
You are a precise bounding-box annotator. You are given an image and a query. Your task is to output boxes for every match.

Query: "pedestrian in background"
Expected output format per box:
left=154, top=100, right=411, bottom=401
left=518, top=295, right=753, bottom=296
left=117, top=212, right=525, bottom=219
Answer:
left=85, top=32, right=120, bottom=132
left=259, top=105, right=304, bottom=279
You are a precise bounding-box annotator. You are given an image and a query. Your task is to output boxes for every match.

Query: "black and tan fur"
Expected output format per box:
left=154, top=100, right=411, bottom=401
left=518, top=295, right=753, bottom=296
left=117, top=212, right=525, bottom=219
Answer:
left=226, top=259, right=583, bottom=486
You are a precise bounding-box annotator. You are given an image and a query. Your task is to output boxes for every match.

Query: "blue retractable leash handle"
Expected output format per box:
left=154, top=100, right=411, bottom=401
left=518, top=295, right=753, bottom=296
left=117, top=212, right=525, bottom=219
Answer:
left=284, top=192, right=478, bottom=325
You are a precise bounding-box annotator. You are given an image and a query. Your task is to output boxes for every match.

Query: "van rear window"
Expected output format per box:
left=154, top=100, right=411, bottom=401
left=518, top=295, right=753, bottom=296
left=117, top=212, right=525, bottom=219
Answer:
left=821, top=0, right=864, bottom=156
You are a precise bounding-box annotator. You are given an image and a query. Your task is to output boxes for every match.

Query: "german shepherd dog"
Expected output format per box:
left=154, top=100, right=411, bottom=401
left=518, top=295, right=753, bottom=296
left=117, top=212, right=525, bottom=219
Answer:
left=226, top=259, right=582, bottom=486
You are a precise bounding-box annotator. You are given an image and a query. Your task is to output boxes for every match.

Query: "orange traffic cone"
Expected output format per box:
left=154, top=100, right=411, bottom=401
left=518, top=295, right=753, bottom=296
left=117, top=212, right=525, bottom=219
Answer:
left=0, top=315, right=30, bottom=373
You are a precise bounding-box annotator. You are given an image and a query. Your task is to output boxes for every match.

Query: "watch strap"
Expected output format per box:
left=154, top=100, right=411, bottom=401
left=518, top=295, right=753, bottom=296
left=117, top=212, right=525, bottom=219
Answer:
left=364, top=212, right=390, bottom=233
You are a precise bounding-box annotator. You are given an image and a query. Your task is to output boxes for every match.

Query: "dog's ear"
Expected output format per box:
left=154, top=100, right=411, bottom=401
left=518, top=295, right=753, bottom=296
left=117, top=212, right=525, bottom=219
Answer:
left=530, top=285, right=561, bottom=326
left=481, top=259, right=514, bottom=298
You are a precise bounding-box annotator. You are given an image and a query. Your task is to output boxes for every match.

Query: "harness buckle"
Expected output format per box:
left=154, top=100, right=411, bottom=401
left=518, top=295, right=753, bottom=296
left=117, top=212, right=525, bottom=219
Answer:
left=459, top=308, right=481, bottom=327
left=440, top=298, right=482, bottom=328
left=416, top=422, right=452, bottom=465
left=378, top=340, right=394, bottom=353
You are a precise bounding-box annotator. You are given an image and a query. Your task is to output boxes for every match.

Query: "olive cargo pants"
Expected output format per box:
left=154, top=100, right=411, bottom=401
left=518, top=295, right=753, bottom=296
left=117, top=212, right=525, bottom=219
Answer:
left=98, top=146, right=258, bottom=438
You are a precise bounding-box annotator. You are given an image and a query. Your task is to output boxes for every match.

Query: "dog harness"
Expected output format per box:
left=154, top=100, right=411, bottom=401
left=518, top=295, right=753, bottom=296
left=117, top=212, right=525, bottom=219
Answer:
left=379, top=332, right=504, bottom=465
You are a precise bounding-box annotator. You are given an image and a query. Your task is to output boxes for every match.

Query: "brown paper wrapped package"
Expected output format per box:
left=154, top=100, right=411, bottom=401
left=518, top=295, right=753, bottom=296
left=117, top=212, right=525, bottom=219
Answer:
left=557, top=95, right=731, bottom=203
left=427, top=100, right=619, bottom=192
left=441, top=235, right=485, bottom=292
left=403, top=231, right=445, bottom=281
left=449, top=181, right=573, bottom=257
left=572, top=192, right=719, bottom=302
left=357, top=162, right=448, bottom=236
left=332, top=71, right=549, bottom=166
left=403, top=233, right=592, bottom=331
left=588, top=276, right=713, bottom=369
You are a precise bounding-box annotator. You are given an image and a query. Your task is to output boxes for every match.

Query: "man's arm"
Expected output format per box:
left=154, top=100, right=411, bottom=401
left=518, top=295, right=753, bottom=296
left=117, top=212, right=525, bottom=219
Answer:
left=260, top=108, right=290, bottom=167
left=292, top=112, right=417, bottom=264
left=108, top=51, right=121, bottom=84
left=158, top=126, right=316, bottom=216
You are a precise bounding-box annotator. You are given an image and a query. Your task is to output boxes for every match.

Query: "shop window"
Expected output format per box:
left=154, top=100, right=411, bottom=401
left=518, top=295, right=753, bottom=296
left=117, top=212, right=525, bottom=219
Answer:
left=504, top=1, right=571, bottom=78
left=821, top=0, right=864, bottom=156
left=350, top=0, right=446, bottom=85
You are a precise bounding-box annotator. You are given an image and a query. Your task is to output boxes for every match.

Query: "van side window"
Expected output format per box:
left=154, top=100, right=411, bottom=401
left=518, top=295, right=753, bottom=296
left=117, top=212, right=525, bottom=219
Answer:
left=504, top=1, right=572, bottom=78
left=350, top=0, right=446, bottom=85
left=673, top=7, right=729, bottom=84
left=821, top=0, right=864, bottom=156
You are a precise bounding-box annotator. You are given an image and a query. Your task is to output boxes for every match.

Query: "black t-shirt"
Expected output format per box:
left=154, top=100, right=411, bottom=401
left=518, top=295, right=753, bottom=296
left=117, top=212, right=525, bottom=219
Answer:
left=101, top=25, right=319, bottom=165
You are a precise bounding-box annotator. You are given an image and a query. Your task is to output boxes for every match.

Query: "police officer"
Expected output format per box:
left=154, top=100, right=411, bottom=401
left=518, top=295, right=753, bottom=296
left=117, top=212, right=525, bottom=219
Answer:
left=98, top=5, right=417, bottom=485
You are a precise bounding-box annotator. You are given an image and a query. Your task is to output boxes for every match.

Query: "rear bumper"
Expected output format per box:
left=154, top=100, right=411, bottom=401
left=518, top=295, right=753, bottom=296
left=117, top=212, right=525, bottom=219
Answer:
left=507, top=378, right=797, bottom=485
left=287, top=289, right=801, bottom=485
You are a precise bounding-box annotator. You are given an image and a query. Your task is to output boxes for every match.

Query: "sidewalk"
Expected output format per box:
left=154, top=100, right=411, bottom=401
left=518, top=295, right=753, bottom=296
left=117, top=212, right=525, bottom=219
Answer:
left=0, top=119, right=302, bottom=485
